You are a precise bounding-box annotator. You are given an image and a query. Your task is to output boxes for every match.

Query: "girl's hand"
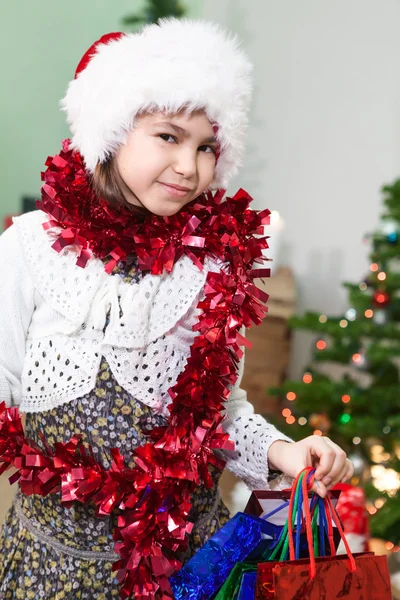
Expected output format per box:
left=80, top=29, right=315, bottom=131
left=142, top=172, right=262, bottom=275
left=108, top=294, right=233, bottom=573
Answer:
left=267, top=436, right=354, bottom=498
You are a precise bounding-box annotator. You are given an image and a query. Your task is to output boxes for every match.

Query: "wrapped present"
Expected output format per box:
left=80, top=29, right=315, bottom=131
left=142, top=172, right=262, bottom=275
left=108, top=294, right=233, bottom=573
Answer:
left=256, top=467, right=392, bottom=600
left=170, top=512, right=274, bottom=600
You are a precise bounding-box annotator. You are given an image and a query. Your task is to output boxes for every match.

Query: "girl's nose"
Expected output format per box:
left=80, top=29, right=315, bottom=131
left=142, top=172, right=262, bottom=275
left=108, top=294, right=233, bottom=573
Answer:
left=173, top=149, right=197, bottom=180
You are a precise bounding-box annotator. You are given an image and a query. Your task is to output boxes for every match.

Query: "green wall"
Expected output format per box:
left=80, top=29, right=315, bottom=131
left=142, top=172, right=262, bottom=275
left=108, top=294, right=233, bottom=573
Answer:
left=0, top=1, right=201, bottom=227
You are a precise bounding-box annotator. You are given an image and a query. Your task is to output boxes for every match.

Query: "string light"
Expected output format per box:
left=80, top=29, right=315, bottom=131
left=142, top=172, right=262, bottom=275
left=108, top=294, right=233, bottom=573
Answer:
left=367, top=506, right=377, bottom=515
left=374, top=309, right=388, bottom=325
left=359, top=282, right=367, bottom=291
left=319, top=314, right=327, bottom=323
left=340, top=413, right=351, bottom=424
left=370, top=263, right=379, bottom=272
left=353, top=436, right=361, bottom=445
left=282, top=408, right=292, bottom=417
left=339, top=319, right=348, bottom=328
left=351, top=351, right=368, bottom=369
left=364, top=309, right=374, bottom=318
left=286, top=415, right=296, bottom=425
left=375, top=292, right=388, bottom=305
left=316, top=340, right=326, bottom=350
left=286, top=392, right=296, bottom=401
left=313, top=430, right=323, bottom=436
left=383, top=426, right=391, bottom=434
left=270, top=210, right=281, bottom=225
left=377, top=272, right=386, bottom=281
left=371, top=445, right=391, bottom=463
left=375, top=498, right=386, bottom=509
left=371, top=465, right=400, bottom=496
left=298, top=417, right=307, bottom=426
left=303, top=372, right=312, bottom=384
left=341, top=394, right=351, bottom=404
left=345, top=308, right=356, bottom=321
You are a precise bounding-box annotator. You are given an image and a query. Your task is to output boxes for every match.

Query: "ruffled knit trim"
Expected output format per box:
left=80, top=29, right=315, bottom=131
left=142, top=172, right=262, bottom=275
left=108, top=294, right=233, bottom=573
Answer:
left=13, top=211, right=208, bottom=346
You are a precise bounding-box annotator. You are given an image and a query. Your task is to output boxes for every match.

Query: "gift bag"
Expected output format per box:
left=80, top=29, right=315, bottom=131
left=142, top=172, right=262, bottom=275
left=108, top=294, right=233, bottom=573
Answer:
left=214, top=561, right=258, bottom=600
left=237, top=571, right=257, bottom=600
left=170, top=512, right=275, bottom=600
left=245, top=487, right=341, bottom=559
left=256, top=467, right=392, bottom=600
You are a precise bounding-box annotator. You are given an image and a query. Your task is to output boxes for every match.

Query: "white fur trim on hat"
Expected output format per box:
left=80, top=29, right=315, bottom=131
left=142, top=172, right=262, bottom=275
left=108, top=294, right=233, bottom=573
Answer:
left=61, top=19, right=253, bottom=189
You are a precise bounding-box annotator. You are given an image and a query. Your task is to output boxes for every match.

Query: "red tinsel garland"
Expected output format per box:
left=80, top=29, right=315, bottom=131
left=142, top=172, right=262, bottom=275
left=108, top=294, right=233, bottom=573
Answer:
left=1, top=140, right=271, bottom=599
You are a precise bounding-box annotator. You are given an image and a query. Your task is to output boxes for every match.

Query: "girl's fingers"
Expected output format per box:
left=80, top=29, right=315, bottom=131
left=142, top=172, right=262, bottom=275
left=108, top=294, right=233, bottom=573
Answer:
left=320, top=438, right=347, bottom=484
left=312, top=439, right=335, bottom=481
left=312, top=437, right=341, bottom=482
left=311, top=479, right=328, bottom=498
left=328, top=460, right=350, bottom=489
left=341, top=458, right=354, bottom=482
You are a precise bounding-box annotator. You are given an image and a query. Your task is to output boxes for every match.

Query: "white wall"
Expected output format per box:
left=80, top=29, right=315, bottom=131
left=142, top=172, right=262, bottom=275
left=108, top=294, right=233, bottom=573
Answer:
left=201, top=0, right=400, bottom=376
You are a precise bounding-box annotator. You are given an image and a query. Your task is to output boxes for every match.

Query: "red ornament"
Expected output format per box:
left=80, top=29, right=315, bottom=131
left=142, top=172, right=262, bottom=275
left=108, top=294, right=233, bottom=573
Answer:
left=372, top=290, right=390, bottom=307
left=0, top=141, right=272, bottom=600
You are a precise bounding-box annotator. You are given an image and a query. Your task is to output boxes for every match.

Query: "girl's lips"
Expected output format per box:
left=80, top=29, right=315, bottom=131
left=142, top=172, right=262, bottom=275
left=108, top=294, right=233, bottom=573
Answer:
left=158, top=182, right=192, bottom=198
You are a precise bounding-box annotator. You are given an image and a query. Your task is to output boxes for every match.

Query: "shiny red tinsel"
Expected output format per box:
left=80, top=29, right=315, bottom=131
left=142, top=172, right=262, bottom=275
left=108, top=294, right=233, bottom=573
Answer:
left=1, top=141, right=271, bottom=599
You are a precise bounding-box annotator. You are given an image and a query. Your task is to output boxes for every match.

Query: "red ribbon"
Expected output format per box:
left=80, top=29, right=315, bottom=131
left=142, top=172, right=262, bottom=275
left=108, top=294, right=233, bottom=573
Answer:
left=1, top=141, right=272, bottom=599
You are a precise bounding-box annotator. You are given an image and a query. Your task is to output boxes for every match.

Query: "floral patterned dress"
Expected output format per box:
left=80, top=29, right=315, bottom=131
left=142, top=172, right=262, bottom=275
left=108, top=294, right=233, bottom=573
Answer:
left=0, top=260, right=230, bottom=599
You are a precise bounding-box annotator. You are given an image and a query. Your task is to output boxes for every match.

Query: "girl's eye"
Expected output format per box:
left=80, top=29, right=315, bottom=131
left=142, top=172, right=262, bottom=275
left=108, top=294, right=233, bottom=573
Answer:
left=199, top=145, right=217, bottom=155
left=159, top=133, right=177, bottom=143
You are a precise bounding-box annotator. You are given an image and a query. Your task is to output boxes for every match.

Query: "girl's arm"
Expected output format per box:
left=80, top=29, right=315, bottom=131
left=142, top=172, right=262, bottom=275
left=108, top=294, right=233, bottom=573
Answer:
left=0, top=223, right=35, bottom=407
left=221, top=360, right=293, bottom=490
left=222, top=330, right=353, bottom=496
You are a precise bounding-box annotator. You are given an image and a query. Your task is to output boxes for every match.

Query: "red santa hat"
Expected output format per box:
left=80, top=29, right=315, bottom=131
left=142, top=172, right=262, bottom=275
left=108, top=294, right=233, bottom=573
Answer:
left=61, top=18, right=253, bottom=189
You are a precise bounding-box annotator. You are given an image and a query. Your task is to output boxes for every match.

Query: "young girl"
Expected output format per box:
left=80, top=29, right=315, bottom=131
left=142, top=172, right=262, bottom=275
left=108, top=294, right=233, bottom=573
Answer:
left=0, top=19, right=353, bottom=600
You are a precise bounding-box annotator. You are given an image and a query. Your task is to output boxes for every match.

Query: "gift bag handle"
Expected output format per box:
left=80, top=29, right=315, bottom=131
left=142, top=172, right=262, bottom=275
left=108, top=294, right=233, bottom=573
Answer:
left=267, top=470, right=321, bottom=562
left=288, top=467, right=357, bottom=578
left=295, top=471, right=321, bottom=560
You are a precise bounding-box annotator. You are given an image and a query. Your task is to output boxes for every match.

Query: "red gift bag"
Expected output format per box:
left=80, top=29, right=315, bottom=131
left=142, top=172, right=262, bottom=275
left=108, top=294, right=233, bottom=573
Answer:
left=256, top=468, right=392, bottom=600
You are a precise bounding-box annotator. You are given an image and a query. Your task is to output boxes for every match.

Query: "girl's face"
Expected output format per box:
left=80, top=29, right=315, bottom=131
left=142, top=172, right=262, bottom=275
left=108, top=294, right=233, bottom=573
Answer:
left=115, top=110, right=218, bottom=216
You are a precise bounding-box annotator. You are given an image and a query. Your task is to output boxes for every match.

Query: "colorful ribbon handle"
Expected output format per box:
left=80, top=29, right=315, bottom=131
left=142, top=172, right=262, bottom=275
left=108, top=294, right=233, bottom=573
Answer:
left=294, top=470, right=321, bottom=560
left=288, top=467, right=357, bottom=578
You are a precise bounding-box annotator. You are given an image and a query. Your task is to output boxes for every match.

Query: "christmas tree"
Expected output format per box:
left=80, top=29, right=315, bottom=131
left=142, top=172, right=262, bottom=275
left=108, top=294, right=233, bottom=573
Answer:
left=122, top=0, right=186, bottom=28
left=270, top=179, right=400, bottom=546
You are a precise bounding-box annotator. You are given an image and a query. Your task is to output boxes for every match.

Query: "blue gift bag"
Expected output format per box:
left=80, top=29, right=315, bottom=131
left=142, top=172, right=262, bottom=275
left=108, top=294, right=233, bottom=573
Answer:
left=170, top=512, right=274, bottom=600
left=237, top=571, right=257, bottom=600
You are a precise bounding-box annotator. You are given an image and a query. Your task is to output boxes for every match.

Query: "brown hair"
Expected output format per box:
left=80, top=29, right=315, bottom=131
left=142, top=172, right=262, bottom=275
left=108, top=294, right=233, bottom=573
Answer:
left=91, top=158, right=149, bottom=215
